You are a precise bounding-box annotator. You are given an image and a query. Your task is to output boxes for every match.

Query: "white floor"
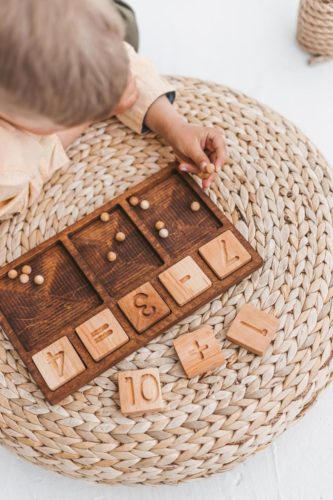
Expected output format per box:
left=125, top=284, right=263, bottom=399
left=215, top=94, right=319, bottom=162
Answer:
left=1, top=1, right=333, bottom=499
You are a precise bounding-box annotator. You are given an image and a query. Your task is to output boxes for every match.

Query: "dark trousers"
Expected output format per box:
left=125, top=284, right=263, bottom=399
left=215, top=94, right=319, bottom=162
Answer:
left=113, top=0, right=139, bottom=51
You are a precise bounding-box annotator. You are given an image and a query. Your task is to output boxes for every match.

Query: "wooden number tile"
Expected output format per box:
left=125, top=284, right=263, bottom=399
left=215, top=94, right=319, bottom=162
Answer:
left=32, top=337, right=85, bottom=391
left=173, top=325, right=225, bottom=377
left=118, top=368, right=164, bottom=416
left=199, top=230, right=251, bottom=279
left=159, top=256, right=212, bottom=306
left=75, top=308, right=129, bottom=361
left=118, top=282, right=170, bottom=333
left=226, top=304, right=279, bottom=355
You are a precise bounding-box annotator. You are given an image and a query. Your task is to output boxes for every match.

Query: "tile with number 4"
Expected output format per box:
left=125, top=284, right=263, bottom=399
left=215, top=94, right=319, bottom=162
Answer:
left=199, top=230, right=251, bottom=279
left=118, top=282, right=170, bottom=333
left=226, top=304, right=279, bottom=355
left=173, top=325, right=225, bottom=377
left=76, top=308, right=129, bottom=361
left=32, top=336, right=85, bottom=390
left=118, top=367, right=164, bottom=416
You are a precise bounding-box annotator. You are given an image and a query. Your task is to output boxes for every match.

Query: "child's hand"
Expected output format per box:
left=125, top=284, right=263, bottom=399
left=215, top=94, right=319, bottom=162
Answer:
left=113, top=72, right=139, bottom=115
left=167, top=123, right=226, bottom=188
left=145, top=96, right=226, bottom=188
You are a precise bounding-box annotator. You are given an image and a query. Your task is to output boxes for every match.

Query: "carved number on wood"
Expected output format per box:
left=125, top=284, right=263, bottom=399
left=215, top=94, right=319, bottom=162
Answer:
left=220, top=237, right=240, bottom=266
left=180, top=274, right=191, bottom=285
left=193, top=339, right=209, bottom=359
left=240, top=320, right=268, bottom=336
left=46, top=351, right=65, bottom=377
left=91, top=323, right=113, bottom=343
left=125, top=373, right=159, bottom=405
left=133, top=292, right=156, bottom=317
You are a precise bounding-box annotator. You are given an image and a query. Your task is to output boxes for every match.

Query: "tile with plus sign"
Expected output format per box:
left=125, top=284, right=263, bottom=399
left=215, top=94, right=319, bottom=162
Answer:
left=173, top=325, right=225, bottom=378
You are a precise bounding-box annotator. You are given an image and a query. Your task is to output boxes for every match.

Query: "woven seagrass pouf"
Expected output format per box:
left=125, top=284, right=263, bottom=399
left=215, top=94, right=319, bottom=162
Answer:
left=0, top=77, right=332, bottom=485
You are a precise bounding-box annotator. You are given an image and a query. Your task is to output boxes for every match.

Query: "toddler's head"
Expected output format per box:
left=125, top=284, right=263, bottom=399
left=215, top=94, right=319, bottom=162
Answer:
left=0, top=0, right=128, bottom=134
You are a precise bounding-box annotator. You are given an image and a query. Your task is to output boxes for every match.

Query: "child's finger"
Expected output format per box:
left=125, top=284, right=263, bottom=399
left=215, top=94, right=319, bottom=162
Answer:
left=208, top=132, right=227, bottom=169
left=202, top=173, right=216, bottom=189
left=190, top=143, right=211, bottom=171
left=178, top=162, right=200, bottom=174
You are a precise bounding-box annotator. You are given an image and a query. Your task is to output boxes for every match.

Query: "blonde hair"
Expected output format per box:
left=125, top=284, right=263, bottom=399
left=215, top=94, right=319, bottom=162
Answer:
left=0, top=0, right=129, bottom=127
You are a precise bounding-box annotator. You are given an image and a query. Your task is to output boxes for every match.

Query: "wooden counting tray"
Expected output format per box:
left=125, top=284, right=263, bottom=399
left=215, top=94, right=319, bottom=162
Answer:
left=0, top=164, right=263, bottom=404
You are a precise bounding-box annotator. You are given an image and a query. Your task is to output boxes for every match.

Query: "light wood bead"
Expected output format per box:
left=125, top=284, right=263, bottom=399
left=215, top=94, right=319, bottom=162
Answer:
left=206, top=163, right=215, bottom=174
left=140, top=200, right=150, bottom=210
left=115, top=232, right=126, bottom=242
left=159, top=228, right=169, bottom=238
left=19, top=273, right=29, bottom=284
left=22, top=265, right=32, bottom=275
left=155, top=220, right=165, bottom=230
left=191, top=201, right=201, bottom=212
left=129, top=196, right=139, bottom=206
left=100, top=212, right=110, bottom=222
left=107, top=251, right=117, bottom=262
left=7, top=269, right=18, bottom=279
left=34, top=275, right=45, bottom=285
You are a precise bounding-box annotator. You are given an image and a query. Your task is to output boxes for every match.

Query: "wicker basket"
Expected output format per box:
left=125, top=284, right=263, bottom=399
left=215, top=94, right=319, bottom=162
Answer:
left=297, top=0, right=333, bottom=63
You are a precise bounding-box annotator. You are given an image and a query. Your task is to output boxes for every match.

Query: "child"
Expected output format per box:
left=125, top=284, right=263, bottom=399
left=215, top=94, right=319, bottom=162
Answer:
left=0, top=0, right=226, bottom=221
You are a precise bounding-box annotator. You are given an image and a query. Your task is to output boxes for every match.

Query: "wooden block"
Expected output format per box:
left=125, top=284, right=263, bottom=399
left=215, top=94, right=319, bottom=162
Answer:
left=32, top=337, right=85, bottom=390
left=76, top=308, right=129, bottom=361
left=199, top=230, right=252, bottom=279
left=159, top=256, right=212, bottom=306
left=173, top=325, right=224, bottom=377
left=118, top=282, right=170, bottom=333
left=226, top=304, right=279, bottom=355
left=118, top=368, right=163, bottom=416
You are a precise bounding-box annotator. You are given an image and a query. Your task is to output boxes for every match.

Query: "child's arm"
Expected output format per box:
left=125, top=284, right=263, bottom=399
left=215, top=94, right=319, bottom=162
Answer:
left=0, top=124, right=69, bottom=220
left=144, top=96, right=226, bottom=188
left=116, top=45, right=225, bottom=188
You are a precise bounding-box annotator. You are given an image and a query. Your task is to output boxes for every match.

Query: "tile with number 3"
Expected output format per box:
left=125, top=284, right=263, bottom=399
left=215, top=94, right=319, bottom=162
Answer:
left=118, top=282, right=170, bottom=333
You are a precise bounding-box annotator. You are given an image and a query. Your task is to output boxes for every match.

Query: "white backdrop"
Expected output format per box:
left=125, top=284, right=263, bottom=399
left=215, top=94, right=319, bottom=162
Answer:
left=1, top=1, right=333, bottom=499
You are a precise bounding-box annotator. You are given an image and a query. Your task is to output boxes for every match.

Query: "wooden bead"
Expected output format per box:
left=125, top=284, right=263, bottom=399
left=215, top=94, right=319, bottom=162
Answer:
left=19, top=273, right=29, bottom=284
left=107, top=251, right=117, bottom=262
left=206, top=163, right=215, bottom=174
left=155, top=220, right=165, bottom=230
left=140, top=200, right=150, bottom=210
left=7, top=269, right=18, bottom=279
left=159, top=228, right=169, bottom=238
left=129, top=196, right=139, bottom=206
left=115, top=232, right=126, bottom=242
left=100, top=212, right=110, bottom=222
left=22, top=265, right=32, bottom=275
left=191, top=201, right=201, bottom=212
left=34, top=275, right=44, bottom=285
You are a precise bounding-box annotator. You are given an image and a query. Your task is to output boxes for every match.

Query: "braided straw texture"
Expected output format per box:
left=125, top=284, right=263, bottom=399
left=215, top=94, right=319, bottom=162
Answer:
left=0, top=77, right=333, bottom=485
left=297, top=0, right=333, bottom=63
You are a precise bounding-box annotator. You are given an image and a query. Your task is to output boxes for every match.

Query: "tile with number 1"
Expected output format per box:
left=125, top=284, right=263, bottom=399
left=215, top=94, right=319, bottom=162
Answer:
left=226, top=304, right=279, bottom=355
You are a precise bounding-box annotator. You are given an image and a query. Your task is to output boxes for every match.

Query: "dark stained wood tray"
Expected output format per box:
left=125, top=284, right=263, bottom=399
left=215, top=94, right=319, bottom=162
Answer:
left=0, top=164, right=263, bottom=404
